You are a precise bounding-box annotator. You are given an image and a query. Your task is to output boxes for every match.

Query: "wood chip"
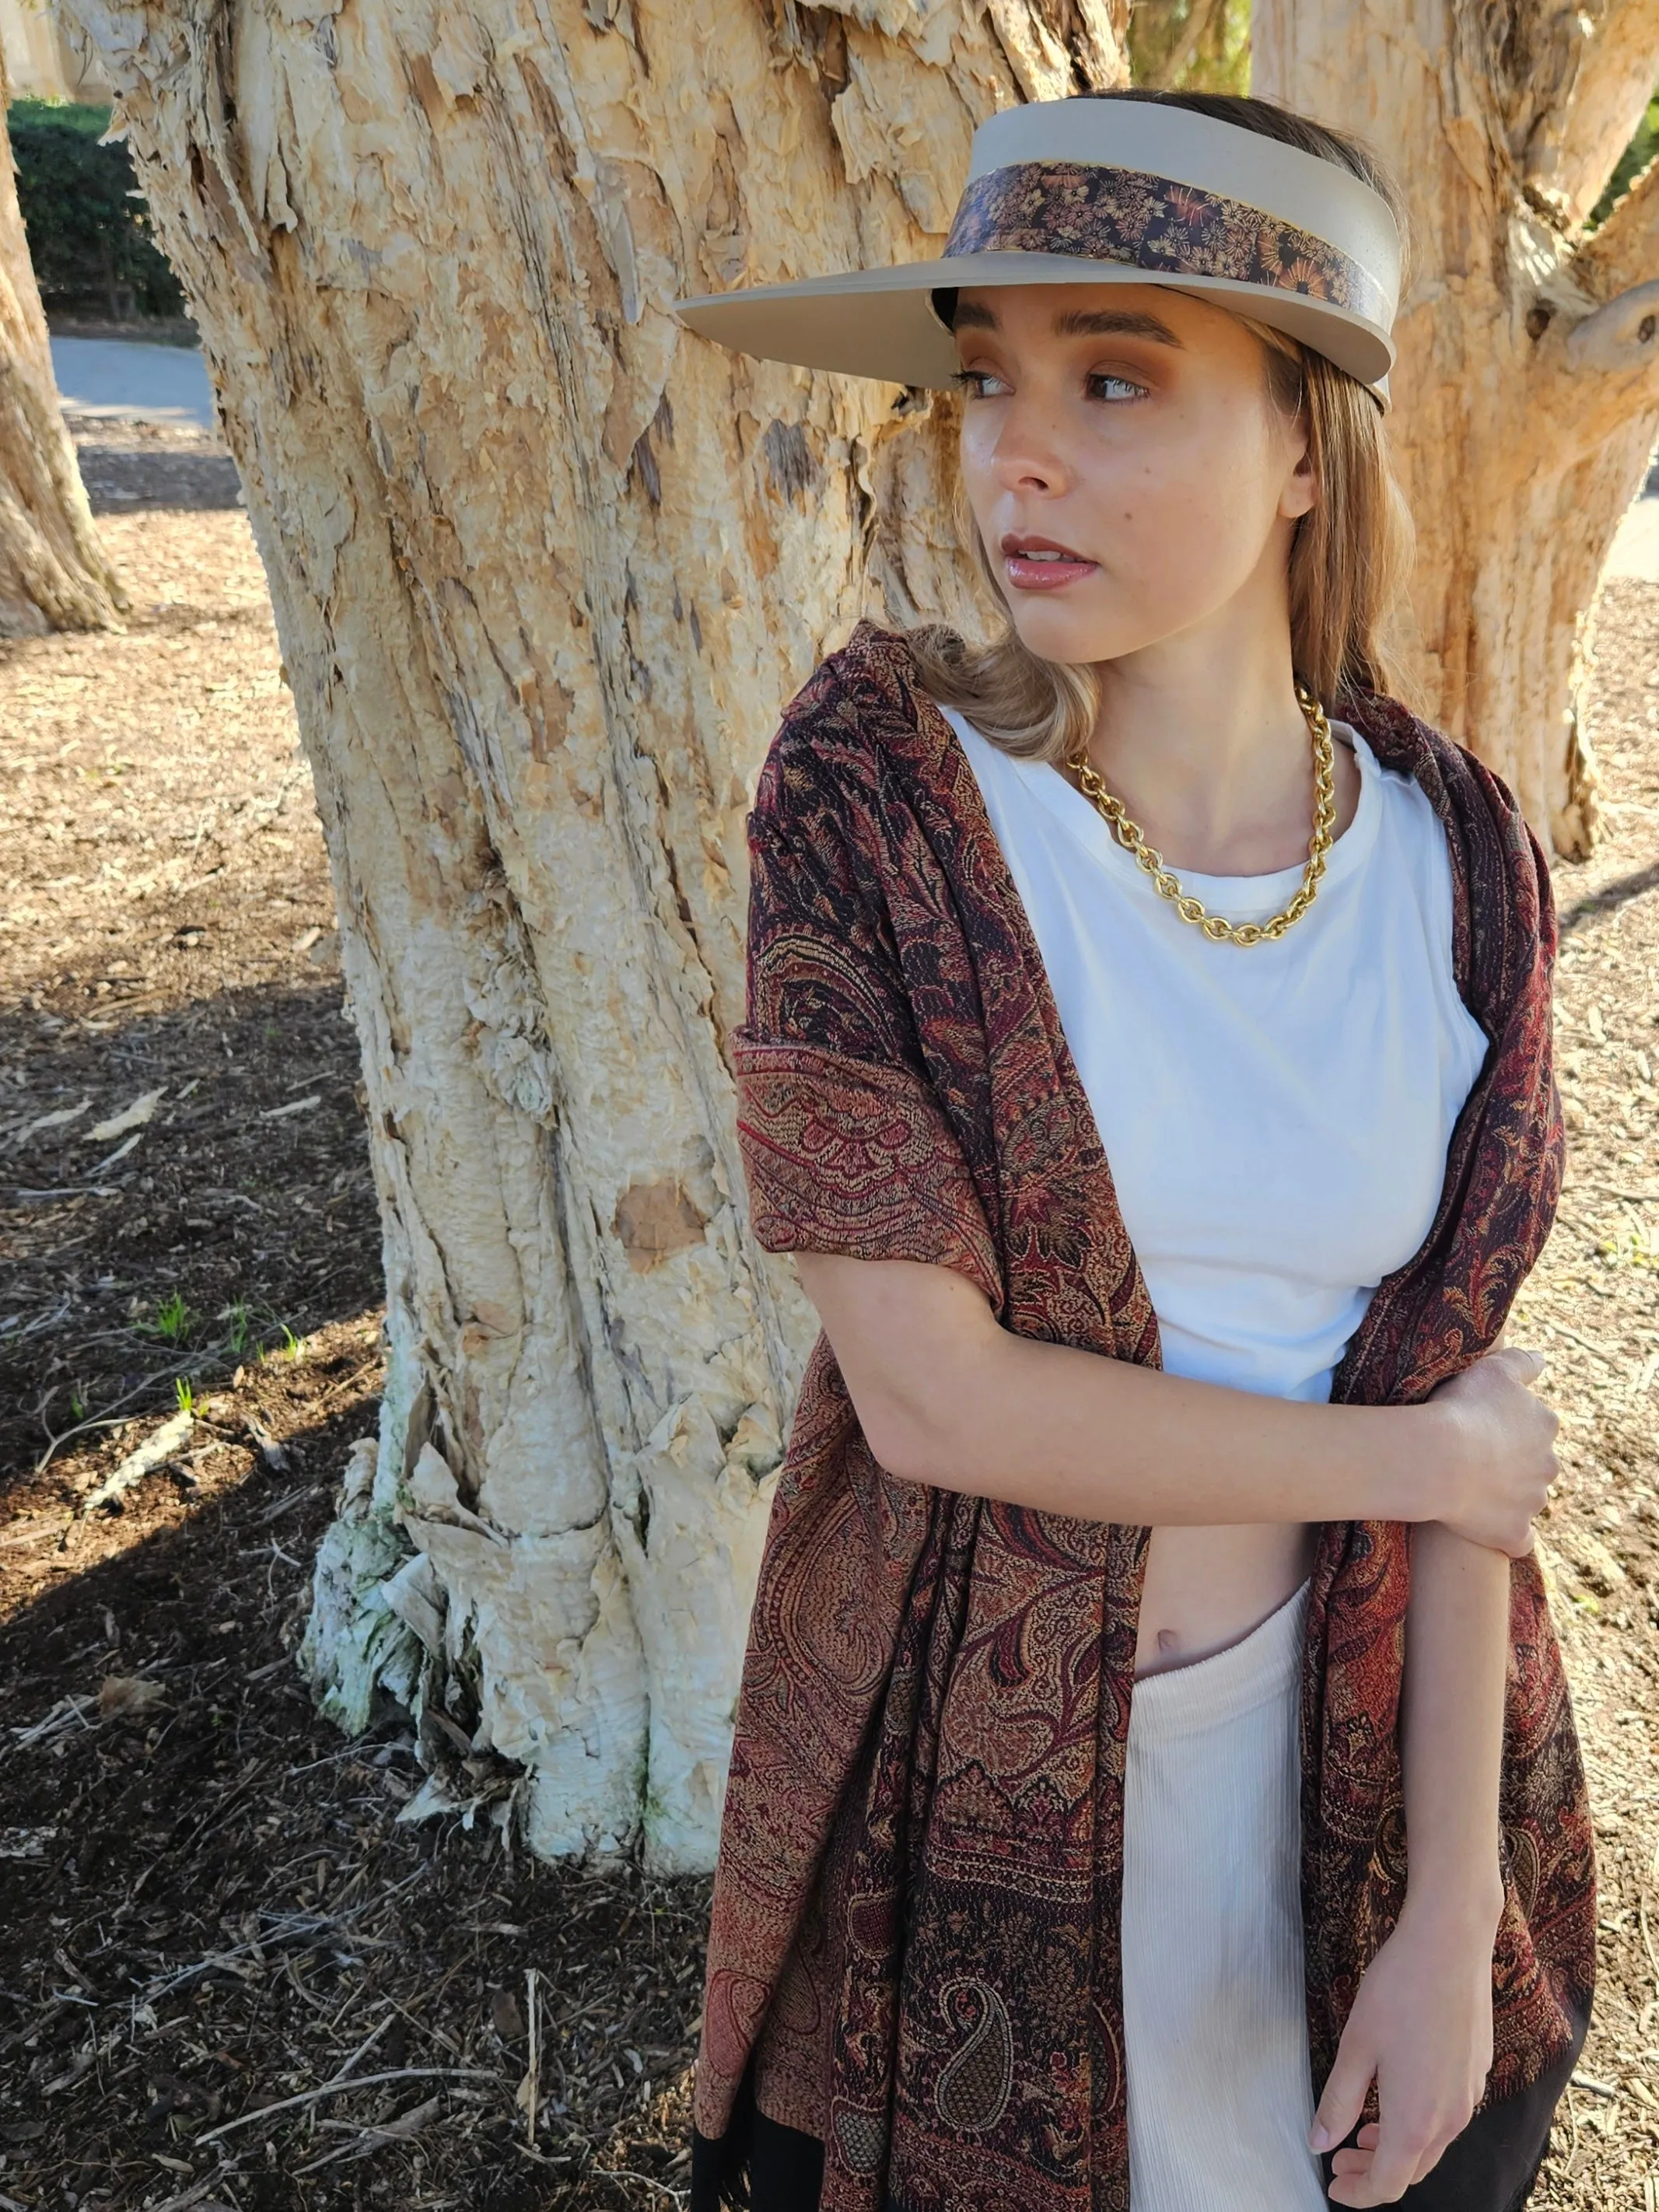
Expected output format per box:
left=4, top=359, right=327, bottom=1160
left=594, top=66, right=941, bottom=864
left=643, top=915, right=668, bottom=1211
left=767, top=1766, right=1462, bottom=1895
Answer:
left=80, top=1409, right=194, bottom=1514
left=260, top=1094, right=321, bottom=1120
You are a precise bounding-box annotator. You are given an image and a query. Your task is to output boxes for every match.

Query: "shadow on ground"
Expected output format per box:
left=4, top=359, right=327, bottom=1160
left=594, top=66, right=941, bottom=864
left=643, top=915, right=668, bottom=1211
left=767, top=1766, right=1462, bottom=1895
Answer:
left=0, top=1368, right=708, bottom=2208
left=75, top=432, right=243, bottom=516
left=2, top=979, right=380, bottom=1489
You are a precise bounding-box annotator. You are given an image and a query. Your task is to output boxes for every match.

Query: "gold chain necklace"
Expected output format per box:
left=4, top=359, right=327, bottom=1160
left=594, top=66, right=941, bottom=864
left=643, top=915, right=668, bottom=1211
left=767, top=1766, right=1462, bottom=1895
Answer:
left=1066, top=682, right=1337, bottom=948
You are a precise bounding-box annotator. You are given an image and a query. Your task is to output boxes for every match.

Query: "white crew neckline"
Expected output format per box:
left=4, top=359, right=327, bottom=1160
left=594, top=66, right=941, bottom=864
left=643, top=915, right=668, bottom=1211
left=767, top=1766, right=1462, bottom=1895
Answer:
left=1005, top=719, right=1380, bottom=924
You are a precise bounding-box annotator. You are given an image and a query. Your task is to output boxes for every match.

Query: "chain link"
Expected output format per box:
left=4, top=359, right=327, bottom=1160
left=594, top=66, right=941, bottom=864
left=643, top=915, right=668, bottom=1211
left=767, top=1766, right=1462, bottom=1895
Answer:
left=1066, top=683, right=1337, bottom=948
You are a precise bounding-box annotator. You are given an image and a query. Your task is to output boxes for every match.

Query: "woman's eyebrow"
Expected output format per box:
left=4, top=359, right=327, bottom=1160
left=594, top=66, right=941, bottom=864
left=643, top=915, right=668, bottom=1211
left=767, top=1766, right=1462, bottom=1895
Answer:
left=1052, top=306, right=1185, bottom=346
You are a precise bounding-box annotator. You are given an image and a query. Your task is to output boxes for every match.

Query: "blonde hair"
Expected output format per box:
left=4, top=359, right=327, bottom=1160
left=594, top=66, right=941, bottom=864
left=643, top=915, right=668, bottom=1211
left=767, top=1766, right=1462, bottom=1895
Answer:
left=907, top=90, right=1417, bottom=764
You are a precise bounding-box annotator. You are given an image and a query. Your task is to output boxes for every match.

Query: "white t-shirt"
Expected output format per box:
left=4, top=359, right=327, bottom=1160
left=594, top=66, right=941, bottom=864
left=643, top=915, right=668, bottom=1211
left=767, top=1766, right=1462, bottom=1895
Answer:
left=938, top=705, right=1491, bottom=1404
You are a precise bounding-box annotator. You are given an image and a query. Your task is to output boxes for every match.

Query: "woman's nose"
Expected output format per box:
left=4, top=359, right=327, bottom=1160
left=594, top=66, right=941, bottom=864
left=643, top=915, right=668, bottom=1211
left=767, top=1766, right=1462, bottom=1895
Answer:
left=992, top=404, right=1069, bottom=495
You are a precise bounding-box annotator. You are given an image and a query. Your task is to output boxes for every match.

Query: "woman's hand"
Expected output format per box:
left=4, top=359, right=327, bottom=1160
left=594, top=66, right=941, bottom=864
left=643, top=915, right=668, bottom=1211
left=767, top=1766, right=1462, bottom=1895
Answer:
left=1425, top=1346, right=1558, bottom=1556
left=1308, top=1893, right=1500, bottom=2205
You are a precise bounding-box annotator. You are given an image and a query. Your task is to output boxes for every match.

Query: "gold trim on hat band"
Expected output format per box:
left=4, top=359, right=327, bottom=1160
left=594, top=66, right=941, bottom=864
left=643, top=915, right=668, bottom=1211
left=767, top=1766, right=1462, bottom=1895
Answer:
left=942, top=162, right=1390, bottom=329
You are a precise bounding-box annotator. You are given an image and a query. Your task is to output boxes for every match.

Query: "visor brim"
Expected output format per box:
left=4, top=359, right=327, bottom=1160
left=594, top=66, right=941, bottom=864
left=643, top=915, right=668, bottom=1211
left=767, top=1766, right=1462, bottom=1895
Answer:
left=673, top=254, right=1395, bottom=404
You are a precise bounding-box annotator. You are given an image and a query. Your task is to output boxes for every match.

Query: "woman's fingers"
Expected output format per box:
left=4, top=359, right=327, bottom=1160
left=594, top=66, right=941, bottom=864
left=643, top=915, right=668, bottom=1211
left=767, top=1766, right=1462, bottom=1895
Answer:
left=1328, top=2121, right=1381, bottom=2176
left=1363, top=2107, right=1436, bottom=2203
left=1309, top=2033, right=1375, bottom=2157
left=1326, top=2116, right=1461, bottom=2205
left=1497, top=1345, right=1546, bottom=1384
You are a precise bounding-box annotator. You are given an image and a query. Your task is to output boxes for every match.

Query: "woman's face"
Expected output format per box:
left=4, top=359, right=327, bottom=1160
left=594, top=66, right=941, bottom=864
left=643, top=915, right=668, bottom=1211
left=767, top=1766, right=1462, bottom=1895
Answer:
left=951, top=282, right=1315, bottom=670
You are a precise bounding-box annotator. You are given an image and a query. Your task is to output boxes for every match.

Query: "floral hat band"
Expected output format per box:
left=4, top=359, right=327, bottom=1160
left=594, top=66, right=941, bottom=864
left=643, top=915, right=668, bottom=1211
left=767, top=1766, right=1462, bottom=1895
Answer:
left=674, top=96, right=1402, bottom=406
left=943, top=160, right=1392, bottom=331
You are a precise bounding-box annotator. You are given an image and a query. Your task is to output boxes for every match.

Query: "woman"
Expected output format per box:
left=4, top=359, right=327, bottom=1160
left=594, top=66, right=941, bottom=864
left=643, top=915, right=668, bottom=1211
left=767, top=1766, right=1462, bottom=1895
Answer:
left=673, top=89, right=1594, bottom=2212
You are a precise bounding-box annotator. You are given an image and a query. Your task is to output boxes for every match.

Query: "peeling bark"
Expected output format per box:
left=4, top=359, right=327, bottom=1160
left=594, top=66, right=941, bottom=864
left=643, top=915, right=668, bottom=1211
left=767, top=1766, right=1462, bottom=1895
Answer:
left=58, top=0, right=1127, bottom=1867
left=0, top=50, right=124, bottom=636
left=1255, top=0, right=1659, bottom=857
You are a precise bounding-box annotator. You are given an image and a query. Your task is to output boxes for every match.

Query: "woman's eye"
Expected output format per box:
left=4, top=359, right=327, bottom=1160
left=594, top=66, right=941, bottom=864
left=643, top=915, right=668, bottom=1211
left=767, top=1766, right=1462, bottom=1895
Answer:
left=1087, top=372, right=1147, bottom=402
left=950, top=369, right=1010, bottom=399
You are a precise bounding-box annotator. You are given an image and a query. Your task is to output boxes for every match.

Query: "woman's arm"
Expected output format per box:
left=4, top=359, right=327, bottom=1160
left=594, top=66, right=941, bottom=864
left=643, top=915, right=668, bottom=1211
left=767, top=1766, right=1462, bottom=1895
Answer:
left=1309, top=1526, right=1510, bottom=2204
left=796, top=1251, right=1557, bottom=1555
left=1400, top=1524, right=1510, bottom=1923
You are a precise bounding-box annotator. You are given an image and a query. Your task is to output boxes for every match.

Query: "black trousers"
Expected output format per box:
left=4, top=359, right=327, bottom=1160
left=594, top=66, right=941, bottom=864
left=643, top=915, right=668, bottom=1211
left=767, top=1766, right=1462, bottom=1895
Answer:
left=692, top=2017, right=1585, bottom=2212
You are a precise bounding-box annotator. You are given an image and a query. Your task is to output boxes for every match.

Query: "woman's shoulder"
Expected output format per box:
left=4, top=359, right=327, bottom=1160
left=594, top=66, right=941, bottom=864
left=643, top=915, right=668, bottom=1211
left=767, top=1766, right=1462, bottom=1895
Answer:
left=1337, top=685, right=1524, bottom=827
left=772, top=619, right=931, bottom=749
left=753, top=621, right=943, bottom=828
left=1338, top=687, right=1556, bottom=992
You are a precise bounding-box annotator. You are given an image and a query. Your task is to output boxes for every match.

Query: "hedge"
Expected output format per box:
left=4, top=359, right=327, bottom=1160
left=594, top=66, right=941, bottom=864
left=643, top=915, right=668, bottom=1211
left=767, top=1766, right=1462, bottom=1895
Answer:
left=7, top=99, right=186, bottom=321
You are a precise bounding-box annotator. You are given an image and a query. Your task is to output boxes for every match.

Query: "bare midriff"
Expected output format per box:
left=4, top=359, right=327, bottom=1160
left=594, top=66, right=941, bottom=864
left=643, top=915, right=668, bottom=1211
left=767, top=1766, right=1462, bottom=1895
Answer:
left=1134, top=1521, right=1318, bottom=1678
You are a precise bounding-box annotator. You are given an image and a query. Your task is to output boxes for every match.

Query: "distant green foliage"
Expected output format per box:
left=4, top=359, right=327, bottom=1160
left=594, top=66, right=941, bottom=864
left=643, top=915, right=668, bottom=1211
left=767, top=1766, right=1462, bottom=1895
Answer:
left=5, top=98, right=186, bottom=318
left=1588, top=92, right=1659, bottom=230
left=8, top=96, right=110, bottom=137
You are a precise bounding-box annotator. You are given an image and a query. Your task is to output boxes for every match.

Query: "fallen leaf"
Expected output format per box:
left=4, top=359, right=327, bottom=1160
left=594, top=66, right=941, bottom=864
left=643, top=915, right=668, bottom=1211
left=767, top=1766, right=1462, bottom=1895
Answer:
left=85, top=1087, right=166, bottom=1142
left=98, top=1675, right=168, bottom=1720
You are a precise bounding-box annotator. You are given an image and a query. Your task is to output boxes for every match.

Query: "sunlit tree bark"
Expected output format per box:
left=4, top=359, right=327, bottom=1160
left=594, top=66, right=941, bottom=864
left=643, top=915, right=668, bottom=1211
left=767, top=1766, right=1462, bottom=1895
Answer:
left=1256, top=0, right=1659, bottom=856
left=61, top=0, right=1128, bottom=1867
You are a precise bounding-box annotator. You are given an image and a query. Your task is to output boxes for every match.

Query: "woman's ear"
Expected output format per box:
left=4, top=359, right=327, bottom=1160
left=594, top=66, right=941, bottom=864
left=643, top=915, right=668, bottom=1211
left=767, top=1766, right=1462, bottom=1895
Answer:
left=1279, top=421, right=1318, bottom=523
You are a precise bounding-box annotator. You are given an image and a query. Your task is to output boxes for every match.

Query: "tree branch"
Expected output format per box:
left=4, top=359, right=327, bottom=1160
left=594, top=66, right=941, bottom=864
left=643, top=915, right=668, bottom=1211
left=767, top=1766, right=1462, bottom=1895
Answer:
left=1572, top=145, right=1659, bottom=297
left=1536, top=169, right=1659, bottom=459
left=1524, top=0, right=1659, bottom=226
left=1565, top=278, right=1659, bottom=369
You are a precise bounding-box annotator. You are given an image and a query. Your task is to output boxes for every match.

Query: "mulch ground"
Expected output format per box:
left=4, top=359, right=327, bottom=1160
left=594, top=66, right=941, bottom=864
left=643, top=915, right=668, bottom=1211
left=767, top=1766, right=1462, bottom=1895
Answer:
left=0, top=423, right=706, bottom=2209
left=0, top=421, right=1654, bottom=2207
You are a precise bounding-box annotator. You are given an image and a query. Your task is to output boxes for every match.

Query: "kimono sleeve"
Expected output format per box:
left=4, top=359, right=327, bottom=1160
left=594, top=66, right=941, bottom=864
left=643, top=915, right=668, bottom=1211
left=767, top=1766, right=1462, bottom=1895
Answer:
left=730, top=722, right=1001, bottom=1304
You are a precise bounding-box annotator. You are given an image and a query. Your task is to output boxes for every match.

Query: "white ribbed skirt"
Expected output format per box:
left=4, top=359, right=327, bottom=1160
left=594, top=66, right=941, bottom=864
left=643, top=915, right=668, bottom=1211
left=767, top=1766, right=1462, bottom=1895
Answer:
left=1122, top=1576, right=1328, bottom=2212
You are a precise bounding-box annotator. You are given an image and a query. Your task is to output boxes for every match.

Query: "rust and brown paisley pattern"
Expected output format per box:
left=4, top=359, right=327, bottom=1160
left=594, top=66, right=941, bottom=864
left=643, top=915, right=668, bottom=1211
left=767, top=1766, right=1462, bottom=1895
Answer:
left=943, top=161, right=1391, bottom=328
left=690, top=623, right=1594, bottom=2212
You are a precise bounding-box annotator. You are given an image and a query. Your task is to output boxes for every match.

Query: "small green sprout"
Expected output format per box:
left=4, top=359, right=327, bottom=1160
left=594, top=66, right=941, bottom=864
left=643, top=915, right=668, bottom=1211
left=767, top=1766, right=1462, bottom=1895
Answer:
left=144, top=1290, right=194, bottom=1343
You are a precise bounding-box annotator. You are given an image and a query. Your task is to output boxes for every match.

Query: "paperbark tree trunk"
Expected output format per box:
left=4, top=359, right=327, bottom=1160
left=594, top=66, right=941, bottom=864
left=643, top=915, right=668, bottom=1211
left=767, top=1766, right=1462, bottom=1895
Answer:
left=61, top=0, right=1128, bottom=1868
left=0, top=47, right=124, bottom=635
left=1255, top=0, right=1659, bottom=857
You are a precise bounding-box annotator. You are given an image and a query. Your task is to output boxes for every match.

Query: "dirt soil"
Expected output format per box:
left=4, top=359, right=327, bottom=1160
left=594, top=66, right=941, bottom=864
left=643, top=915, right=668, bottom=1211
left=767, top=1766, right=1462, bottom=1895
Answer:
left=0, top=421, right=1654, bottom=2209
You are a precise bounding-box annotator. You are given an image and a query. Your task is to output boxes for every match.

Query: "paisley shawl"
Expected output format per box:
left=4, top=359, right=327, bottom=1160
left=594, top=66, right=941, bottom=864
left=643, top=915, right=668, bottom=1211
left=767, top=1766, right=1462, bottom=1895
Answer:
left=690, top=621, right=1594, bottom=2212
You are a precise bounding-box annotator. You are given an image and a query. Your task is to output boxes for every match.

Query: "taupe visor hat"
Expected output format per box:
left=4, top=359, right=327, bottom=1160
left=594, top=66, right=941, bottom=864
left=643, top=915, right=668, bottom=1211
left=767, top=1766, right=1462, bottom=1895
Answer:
left=674, top=96, right=1401, bottom=404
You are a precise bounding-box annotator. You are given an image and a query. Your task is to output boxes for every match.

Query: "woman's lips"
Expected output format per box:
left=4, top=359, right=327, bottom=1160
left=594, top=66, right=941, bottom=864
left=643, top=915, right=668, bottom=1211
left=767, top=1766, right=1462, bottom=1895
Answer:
left=1001, top=539, right=1098, bottom=591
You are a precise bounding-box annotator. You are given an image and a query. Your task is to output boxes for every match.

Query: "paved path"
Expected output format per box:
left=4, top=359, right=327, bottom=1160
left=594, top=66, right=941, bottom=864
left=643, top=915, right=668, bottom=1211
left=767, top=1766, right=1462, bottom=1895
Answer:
left=50, top=335, right=215, bottom=428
